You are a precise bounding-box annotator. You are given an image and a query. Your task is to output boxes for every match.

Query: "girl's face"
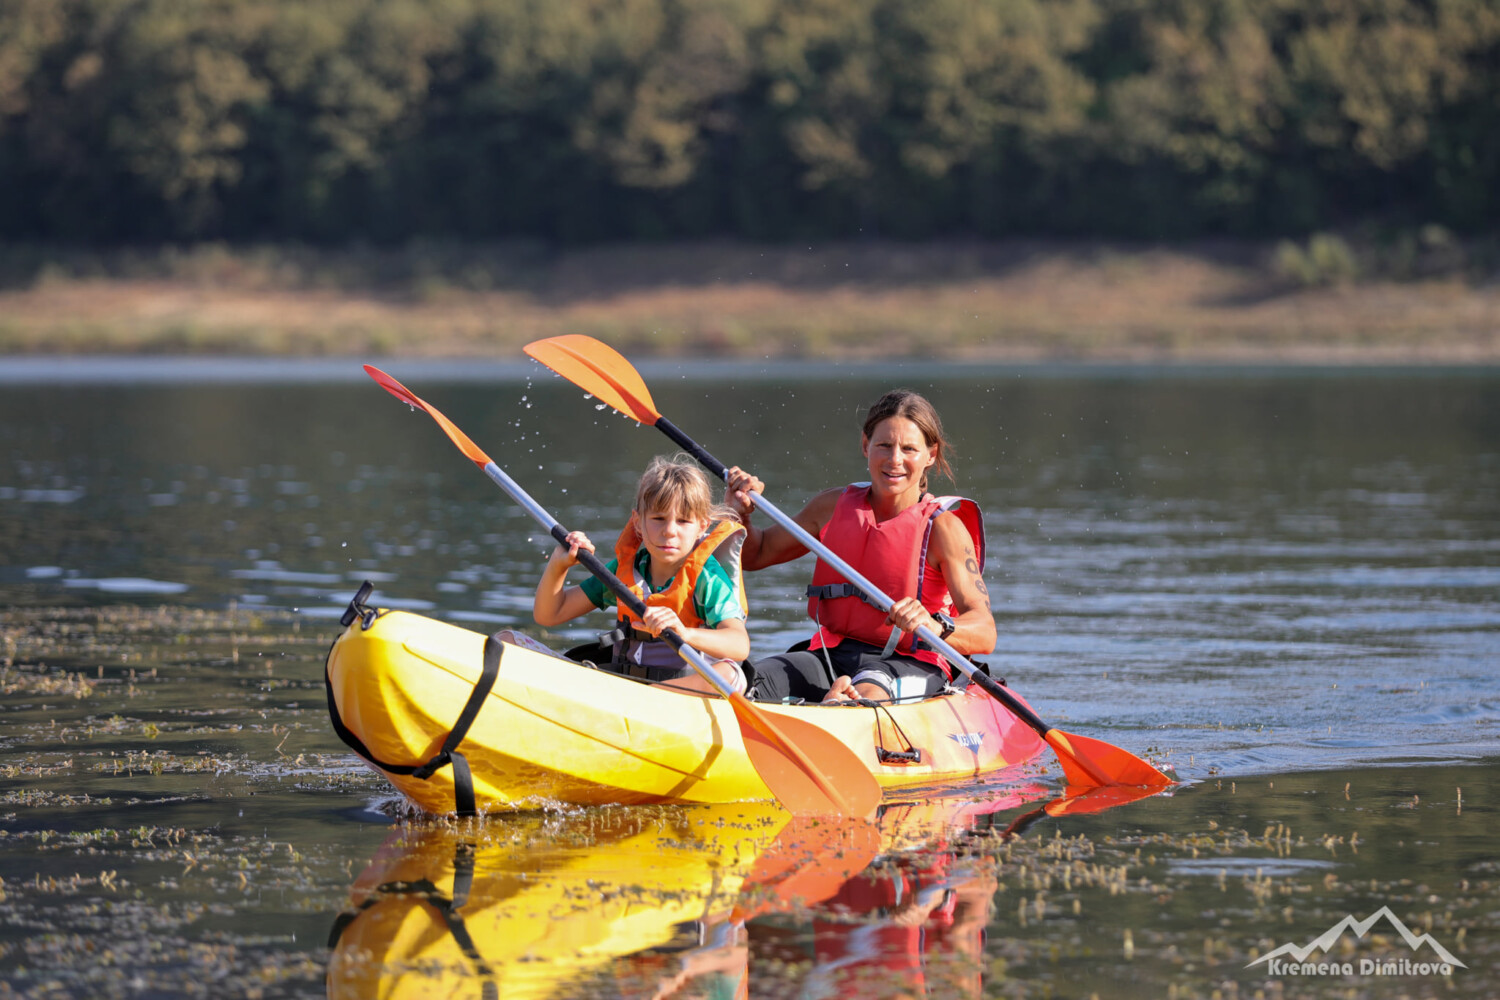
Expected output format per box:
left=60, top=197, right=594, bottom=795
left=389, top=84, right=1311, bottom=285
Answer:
left=861, top=416, right=937, bottom=499
left=636, top=503, right=708, bottom=569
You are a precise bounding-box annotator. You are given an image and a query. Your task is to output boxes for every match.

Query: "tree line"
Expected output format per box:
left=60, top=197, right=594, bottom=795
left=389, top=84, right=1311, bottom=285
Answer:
left=1, top=0, right=1495, bottom=245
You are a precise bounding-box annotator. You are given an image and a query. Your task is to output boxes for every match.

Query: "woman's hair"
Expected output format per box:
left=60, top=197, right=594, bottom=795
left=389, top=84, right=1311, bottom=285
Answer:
left=634, top=454, right=737, bottom=523
left=862, top=389, right=954, bottom=491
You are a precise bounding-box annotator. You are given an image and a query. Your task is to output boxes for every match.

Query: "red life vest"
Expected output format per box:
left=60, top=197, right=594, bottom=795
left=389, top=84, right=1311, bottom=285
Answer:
left=613, top=517, right=748, bottom=633
left=806, top=484, right=985, bottom=675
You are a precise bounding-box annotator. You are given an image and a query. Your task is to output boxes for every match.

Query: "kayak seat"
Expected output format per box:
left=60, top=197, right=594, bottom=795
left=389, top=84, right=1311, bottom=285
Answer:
left=780, top=636, right=1006, bottom=691
left=563, top=641, right=758, bottom=693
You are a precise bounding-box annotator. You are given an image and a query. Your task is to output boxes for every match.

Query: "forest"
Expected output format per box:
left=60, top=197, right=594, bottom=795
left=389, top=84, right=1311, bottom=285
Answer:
left=2, top=0, right=1497, bottom=246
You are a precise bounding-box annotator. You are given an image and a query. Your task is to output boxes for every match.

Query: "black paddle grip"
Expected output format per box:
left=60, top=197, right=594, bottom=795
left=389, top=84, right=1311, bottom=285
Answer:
left=568, top=539, right=689, bottom=655
left=656, top=417, right=728, bottom=480
left=967, top=666, right=1049, bottom=738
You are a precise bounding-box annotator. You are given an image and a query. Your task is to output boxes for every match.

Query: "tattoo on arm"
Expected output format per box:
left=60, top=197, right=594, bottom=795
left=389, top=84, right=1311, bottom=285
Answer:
left=973, top=576, right=991, bottom=607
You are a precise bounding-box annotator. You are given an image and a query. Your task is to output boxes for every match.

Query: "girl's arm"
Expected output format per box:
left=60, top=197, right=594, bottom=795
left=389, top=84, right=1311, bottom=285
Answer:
left=533, top=531, right=602, bottom=627
left=636, top=609, right=750, bottom=663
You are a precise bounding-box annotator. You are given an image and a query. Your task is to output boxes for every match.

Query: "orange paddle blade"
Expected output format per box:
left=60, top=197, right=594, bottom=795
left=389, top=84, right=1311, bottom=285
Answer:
left=364, top=365, right=493, bottom=468
left=1045, top=728, right=1173, bottom=789
left=731, top=695, right=882, bottom=818
left=523, top=335, right=662, bottom=425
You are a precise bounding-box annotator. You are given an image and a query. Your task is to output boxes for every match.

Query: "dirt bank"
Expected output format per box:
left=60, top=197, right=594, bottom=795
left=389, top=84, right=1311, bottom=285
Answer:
left=2, top=240, right=1496, bottom=362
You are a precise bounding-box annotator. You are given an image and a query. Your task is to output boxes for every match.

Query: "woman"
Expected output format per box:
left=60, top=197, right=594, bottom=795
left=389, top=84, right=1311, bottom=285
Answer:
left=725, top=389, right=993, bottom=704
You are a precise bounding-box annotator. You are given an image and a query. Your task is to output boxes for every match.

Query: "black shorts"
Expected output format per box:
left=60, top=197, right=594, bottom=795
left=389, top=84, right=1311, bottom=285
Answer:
left=749, top=640, right=948, bottom=703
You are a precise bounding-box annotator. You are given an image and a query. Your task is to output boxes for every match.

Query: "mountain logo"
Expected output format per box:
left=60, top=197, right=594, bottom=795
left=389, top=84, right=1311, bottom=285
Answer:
left=947, top=731, right=985, bottom=750
left=1247, top=906, right=1466, bottom=976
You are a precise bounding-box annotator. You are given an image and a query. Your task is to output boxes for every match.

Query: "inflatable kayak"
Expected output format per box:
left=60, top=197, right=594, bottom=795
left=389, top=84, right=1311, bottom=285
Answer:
left=325, top=592, right=1046, bottom=816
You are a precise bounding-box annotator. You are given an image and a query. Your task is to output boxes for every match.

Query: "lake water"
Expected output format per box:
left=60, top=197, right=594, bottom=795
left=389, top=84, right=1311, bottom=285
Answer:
left=1, top=359, right=1496, bottom=998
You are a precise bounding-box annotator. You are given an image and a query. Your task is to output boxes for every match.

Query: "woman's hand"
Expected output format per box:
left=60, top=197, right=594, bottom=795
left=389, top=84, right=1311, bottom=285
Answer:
left=724, top=466, right=764, bottom=523
left=886, top=596, right=939, bottom=636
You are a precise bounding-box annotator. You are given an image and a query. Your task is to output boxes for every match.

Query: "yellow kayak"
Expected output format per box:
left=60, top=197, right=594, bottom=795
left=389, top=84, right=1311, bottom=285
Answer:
left=325, top=604, right=1046, bottom=816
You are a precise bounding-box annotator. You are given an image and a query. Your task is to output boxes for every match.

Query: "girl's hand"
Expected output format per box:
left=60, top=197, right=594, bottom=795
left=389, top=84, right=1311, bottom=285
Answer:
left=639, top=606, right=686, bottom=638
left=552, top=530, right=594, bottom=568
left=724, top=466, right=764, bottom=521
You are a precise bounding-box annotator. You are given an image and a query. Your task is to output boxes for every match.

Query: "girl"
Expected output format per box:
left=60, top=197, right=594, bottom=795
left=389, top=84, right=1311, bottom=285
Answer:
left=533, top=455, right=750, bottom=695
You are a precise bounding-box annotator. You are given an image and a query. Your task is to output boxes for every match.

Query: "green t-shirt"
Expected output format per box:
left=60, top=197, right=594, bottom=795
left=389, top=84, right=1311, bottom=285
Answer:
left=580, top=550, right=744, bottom=626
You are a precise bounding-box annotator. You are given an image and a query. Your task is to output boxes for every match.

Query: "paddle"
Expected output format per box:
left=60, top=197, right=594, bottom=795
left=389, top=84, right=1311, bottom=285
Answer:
left=523, top=336, right=1173, bottom=789
left=363, top=365, right=881, bottom=818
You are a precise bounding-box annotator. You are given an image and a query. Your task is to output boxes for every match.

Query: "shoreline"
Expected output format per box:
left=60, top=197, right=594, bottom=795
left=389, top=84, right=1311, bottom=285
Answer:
left=4, top=355, right=1499, bottom=387
left=2, top=239, right=1497, bottom=364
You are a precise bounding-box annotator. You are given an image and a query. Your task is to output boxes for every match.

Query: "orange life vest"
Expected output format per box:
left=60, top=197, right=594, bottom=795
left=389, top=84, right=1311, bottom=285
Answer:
left=805, top=484, right=985, bottom=675
left=614, top=517, right=748, bottom=633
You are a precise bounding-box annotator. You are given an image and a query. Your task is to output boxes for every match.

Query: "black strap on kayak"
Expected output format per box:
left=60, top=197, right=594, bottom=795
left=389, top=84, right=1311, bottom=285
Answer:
left=324, top=626, right=502, bottom=817
left=410, top=634, right=501, bottom=816
left=871, top=701, right=923, bottom=765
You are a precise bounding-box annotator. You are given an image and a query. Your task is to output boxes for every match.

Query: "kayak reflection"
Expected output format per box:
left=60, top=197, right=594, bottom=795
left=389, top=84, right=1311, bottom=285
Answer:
left=325, top=800, right=876, bottom=1000
left=326, top=782, right=1156, bottom=1000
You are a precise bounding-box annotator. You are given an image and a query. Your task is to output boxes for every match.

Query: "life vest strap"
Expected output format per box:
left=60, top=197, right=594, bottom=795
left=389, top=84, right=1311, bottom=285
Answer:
left=805, top=582, right=879, bottom=606
left=600, top=625, right=663, bottom=647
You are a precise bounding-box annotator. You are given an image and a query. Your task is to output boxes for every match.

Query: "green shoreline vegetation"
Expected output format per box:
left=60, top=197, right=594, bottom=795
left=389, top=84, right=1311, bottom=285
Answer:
left=1, top=236, right=1496, bottom=362
left=3, top=1, right=1497, bottom=363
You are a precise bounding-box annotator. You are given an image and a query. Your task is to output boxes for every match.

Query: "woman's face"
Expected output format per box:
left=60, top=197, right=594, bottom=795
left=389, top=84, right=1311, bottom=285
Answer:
left=861, top=416, right=937, bottom=498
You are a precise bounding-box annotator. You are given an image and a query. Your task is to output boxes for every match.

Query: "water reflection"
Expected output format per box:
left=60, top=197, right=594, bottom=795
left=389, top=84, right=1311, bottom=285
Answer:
left=323, top=787, right=1106, bottom=1000
left=326, top=801, right=851, bottom=1000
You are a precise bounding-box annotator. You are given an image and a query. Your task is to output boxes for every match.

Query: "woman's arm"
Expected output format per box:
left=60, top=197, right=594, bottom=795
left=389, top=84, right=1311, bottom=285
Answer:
left=927, top=511, right=997, bottom=655
left=532, top=531, right=602, bottom=627
left=724, top=467, right=839, bottom=571
left=882, top=512, right=995, bottom=656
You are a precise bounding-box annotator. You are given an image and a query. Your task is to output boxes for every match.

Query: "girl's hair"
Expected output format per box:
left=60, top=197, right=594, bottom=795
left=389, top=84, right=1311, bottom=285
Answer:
left=634, top=454, right=738, bottom=523
left=862, top=389, right=955, bottom=492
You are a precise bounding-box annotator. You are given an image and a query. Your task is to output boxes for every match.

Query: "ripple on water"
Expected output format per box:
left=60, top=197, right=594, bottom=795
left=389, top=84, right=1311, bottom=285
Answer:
left=1166, top=857, right=1340, bottom=877
left=62, top=577, right=190, bottom=595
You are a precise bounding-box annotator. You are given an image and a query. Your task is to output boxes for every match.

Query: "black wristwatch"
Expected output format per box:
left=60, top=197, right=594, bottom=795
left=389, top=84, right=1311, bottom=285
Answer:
left=933, top=612, right=957, bottom=640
